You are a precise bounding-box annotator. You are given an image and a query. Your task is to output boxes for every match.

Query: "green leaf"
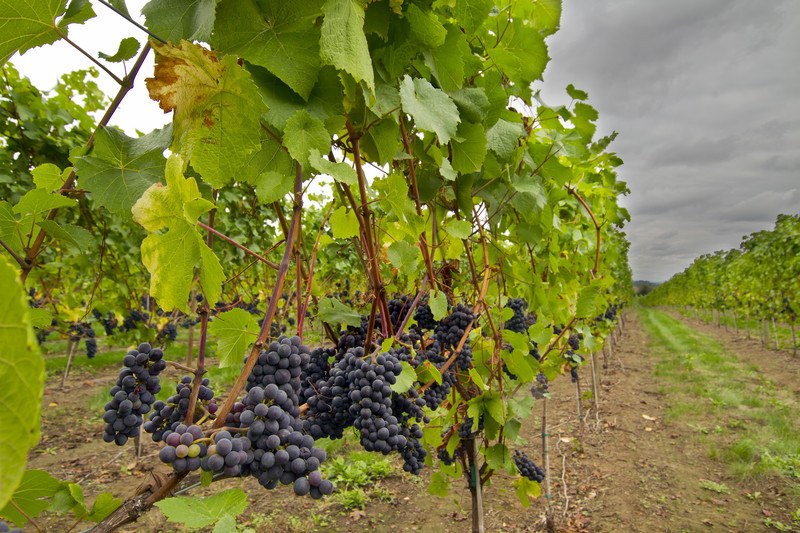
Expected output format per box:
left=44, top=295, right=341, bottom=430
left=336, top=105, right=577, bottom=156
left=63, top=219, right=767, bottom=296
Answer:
left=27, top=308, right=51, bottom=329
left=576, top=283, right=600, bottom=319
left=481, top=391, right=505, bottom=426
left=317, top=297, right=361, bottom=328
left=132, top=156, right=222, bottom=312
left=308, top=149, right=357, bottom=186
left=73, top=125, right=171, bottom=215
left=415, top=359, right=442, bottom=386
left=390, top=361, right=416, bottom=393
left=0, top=470, right=62, bottom=525
left=0, top=0, right=67, bottom=64
left=566, top=83, right=588, bottom=101
left=0, top=259, right=45, bottom=511
left=514, top=476, right=542, bottom=507
left=406, top=3, right=446, bottom=48
left=450, top=122, right=487, bottom=174
left=320, top=0, right=374, bottom=92
left=208, top=309, right=260, bottom=368
left=486, top=119, right=524, bottom=161
left=486, top=18, right=548, bottom=90
left=98, top=36, right=139, bottom=62
left=283, top=110, right=330, bottom=168
left=155, top=488, right=247, bottom=530
left=445, top=219, right=472, bottom=240
left=484, top=442, right=512, bottom=471
left=212, top=514, right=238, bottom=533
left=31, top=163, right=64, bottom=191
left=429, top=290, right=448, bottom=321
left=425, top=25, right=468, bottom=92
left=449, top=88, right=490, bottom=125
left=36, top=220, right=94, bottom=251
left=107, top=0, right=130, bottom=17
left=87, top=492, right=121, bottom=522
left=253, top=171, right=294, bottom=204
left=142, top=0, right=216, bottom=43
left=13, top=188, right=75, bottom=216
left=212, top=0, right=322, bottom=100
left=453, top=0, right=493, bottom=34
left=386, top=240, right=418, bottom=276
left=328, top=206, right=359, bottom=240
left=146, top=42, right=263, bottom=188
left=399, top=75, right=460, bottom=144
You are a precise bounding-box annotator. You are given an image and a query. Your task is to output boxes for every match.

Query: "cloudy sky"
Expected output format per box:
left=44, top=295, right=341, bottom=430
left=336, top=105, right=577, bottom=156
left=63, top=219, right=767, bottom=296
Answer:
left=538, top=0, right=800, bottom=280
left=11, top=1, right=800, bottom=281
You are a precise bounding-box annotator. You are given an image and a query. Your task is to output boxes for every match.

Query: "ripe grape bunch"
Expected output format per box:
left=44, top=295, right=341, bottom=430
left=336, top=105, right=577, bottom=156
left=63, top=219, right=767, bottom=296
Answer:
left=504, top=298, right=529, bottom=333
left=513, top=450, right=545, bottom=483
left=434, top=304, right=475, bottom=370
left=0, top=520, right=23, bottom=532
left=102, top=343, right=165, bottom=445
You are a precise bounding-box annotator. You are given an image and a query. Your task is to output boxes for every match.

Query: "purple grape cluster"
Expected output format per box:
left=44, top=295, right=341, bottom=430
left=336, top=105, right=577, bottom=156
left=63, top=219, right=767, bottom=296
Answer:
left=513, top=450, right=545, bottom=482
left=102, top=343, right=165, bottom=445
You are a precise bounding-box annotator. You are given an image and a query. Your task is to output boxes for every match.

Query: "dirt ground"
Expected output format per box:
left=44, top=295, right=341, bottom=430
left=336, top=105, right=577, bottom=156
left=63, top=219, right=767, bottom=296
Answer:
left=24, top=309, right=800, bottom=532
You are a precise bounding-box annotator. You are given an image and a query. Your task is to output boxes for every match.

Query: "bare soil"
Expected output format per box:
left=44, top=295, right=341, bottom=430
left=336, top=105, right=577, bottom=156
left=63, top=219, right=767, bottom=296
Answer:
left=25, top=309, right=800, bottom=532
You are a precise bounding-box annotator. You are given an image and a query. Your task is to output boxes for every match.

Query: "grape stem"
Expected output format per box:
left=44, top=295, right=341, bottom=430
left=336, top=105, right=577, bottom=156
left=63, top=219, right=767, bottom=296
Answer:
left=165, top=360, right=196, bottom=374
left=196, top=221, right=278, bottom=270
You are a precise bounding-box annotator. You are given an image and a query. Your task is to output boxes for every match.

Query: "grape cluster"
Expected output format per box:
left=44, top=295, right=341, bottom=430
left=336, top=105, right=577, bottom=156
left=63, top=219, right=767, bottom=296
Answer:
left=245, top=336, right=310, bottom=406
left=102, top=312, right=118, bottom=336
left=530, top=372, right=549, bottom=399
left=434, top=304, right=475, bottom=370
left=69, top=323, right=97, bottom=358
left=158, top=322, right=178, bottom=342
left=303, top=347, right=427, bottom=473
left=201, top=430, right=253, bottom=477
left=568, top=333, right=581, bottom=351
left=120, top=309, right=148, bottom=332
left=387, top=294, right=413, bottom=330
left=234, top=385, right=333, bottom=497
left=412, top=302, right=437, bottom=332
left=504, top=298, right=529, bottom=333
left=300, top=347, right=335, bottom=403
left=458, top=415, right=483, bottom=439
left=513, top=450, right=545, bottom=482
left=102, top=343, right=165, bottom=445
left=145, top=376, right=217, bottom=442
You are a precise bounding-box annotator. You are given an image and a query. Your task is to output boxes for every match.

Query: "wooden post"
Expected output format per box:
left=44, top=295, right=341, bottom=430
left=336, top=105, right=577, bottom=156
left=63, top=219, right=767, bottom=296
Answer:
left=466, top=438, right=484, bottom=533
left=790, top=322, right=797, bottom=356
left=733, top=311, right=738, bottom=334
left=575, top=372, right=584, bottom=434
left=542, top=399, right=556, bottom=533
left=589, top=352, right=600, bottom=415
left=60, top=339, right=78, bottom=390
left=771, top=316, right=779, bottom=350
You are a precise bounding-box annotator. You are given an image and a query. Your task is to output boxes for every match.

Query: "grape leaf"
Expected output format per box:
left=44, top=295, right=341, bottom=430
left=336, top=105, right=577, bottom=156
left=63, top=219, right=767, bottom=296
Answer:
left=142, top=0, right=216, bottom=43
left=406, top=3, right=446, bottom=48
left=390, top=361, right=415, bottom=393
left=212, top=0, right=322, bottom=100
left=0, top=258, right=45, bottom=511
left=486, top=19, right=548, bottom=90
left=31, top=163, right=64, bottom=191
left=308, top=149, right=357, bottom=186
left=0, top=0, right=67, bottom=64
left=425, top=25, right=468, bottom=92
left=387, top=240, right=418, bottom=276
left=146, top=42, right=263, bottom=188
left=328, top=206, right=359, bottom=240
left=453, top=0, right=493, bottom=34
left=283, top=110, right=330, bottom=169
left=98, top=36, right=139, bottom=62
left=253, top=172, right=294, bottom=204
left=155, top=488, right=247, bottom=530
left=36, top=220, right=95, bottom=251
left=208, top=309, right=260, bottom=368
left=320, top=0, right=374, bottom=92
left=576, top=283, right=600, bottom=319
left=450, top=122, right=487, bottom=174
left=13, top=188, right=76, bottom=215
left=486, top=119, right=524, bottom=161
left=0, top=470, right=61, bottom=526
left=317, top=297, right=361, bottom=328
left=399, top=75, right=460, bottom=144
left=429, top=290, right=448, bottom=320
left=73, top=125, right=171, bottom=215
left=132, top=155, right=223, bottom=312
left=514, top=476, right=542, bottom=507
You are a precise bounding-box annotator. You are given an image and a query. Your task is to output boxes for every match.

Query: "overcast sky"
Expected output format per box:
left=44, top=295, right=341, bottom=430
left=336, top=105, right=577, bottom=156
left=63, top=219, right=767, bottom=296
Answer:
left=10, top=1, right=800, bottom=281
left=538, top=0, right=800, bottom=281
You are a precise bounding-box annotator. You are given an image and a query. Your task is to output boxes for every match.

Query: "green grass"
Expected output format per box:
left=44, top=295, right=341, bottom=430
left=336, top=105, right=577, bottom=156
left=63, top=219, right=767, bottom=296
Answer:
left=639, top=307, right=800, bottom=484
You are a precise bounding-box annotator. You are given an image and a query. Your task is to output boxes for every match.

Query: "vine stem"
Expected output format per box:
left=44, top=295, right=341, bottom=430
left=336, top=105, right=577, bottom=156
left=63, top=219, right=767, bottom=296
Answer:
left=21, top=41, right=153, bottom=282
left=54, top=27, right=124, bottom=85
left=0, top=237, right=25, bottom=266
left=566, top=187, right=601, bottom=277
left=211, top=164, right=304, bottom=429
left=95, top=0, right=167, bottom=43
left=184, top=308, right=208, bottom=425
left=196, top=221, right=278, bottom=269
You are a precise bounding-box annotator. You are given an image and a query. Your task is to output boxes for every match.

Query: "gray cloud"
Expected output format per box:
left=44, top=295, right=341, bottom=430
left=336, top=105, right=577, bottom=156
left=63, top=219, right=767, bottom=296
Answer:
left=538, top=0, right=800, bottom=281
